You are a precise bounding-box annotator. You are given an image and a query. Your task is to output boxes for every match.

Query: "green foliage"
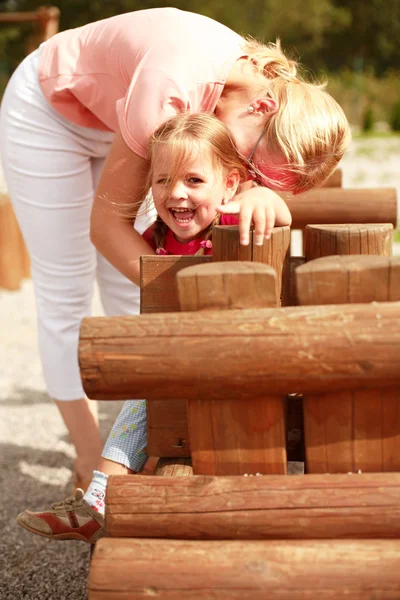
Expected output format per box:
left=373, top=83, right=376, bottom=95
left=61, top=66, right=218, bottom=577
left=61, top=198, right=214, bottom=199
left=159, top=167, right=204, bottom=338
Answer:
left=362, top=106, right=375, bottom=132
left=1, top=0, right=400, bottom=127
left=390, top=101, right=400, bottom=132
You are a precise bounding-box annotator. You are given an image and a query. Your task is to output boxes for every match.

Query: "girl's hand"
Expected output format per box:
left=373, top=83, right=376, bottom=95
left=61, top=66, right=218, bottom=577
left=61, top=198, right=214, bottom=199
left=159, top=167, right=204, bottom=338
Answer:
left=217, top=184, right=292, bottom=246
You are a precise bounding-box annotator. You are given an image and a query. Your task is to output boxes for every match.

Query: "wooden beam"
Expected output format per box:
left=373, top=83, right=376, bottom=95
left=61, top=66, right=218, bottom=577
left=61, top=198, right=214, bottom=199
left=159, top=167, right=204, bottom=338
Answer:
left=105, top=472, right=400, bottom=539
left=79, top=301, right=400, bottom=400
left=285, top=188, right=397, bottom=229
left=88, top=538, right=400, bottom=599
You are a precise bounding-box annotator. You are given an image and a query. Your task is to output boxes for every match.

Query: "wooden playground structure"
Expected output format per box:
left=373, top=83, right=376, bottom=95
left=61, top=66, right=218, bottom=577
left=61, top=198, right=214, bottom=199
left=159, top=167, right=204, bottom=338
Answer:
left=76, top=175, right=400, bottom=598
left=0, top=6, right=60, bottom=291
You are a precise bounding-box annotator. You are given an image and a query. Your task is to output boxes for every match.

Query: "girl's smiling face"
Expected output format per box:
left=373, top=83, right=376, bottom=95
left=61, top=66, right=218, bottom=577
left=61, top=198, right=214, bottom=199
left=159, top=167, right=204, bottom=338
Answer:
left=151, top=146, right=240, bottom=243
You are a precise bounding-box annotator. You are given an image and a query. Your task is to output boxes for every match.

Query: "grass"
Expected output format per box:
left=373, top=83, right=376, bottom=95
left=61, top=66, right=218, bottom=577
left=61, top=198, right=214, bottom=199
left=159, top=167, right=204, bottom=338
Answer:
left=394, top=231, right=400, bottom=243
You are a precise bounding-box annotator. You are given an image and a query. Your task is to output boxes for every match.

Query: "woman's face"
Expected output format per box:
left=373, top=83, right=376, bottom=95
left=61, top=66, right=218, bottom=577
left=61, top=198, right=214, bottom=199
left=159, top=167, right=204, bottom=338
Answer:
left=151, top=147, right=239, bottom=243
left=216, top=100, right=299, bottom=192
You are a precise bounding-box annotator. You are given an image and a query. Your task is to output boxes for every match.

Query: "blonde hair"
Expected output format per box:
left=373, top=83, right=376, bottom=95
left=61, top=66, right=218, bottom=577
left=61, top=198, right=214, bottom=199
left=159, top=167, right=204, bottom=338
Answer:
left=243, top=38, right=351, bottom=192
left=147, top=112, right=248, bottom=253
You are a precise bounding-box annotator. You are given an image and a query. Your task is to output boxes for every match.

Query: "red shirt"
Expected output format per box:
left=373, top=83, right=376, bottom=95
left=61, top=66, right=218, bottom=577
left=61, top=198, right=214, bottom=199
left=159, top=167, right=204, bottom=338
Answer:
left=142, top=214, right=239, bottom=255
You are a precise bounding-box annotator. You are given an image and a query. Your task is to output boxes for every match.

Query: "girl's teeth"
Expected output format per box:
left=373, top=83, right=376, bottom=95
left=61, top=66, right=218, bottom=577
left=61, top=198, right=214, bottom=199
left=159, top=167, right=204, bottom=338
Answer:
left=171, top=208, right=195, bottom=223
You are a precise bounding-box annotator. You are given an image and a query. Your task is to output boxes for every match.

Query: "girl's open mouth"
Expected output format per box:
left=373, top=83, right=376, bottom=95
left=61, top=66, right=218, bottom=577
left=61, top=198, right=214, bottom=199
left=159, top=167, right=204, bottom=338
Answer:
left=169, top=207, right=196, bottom=226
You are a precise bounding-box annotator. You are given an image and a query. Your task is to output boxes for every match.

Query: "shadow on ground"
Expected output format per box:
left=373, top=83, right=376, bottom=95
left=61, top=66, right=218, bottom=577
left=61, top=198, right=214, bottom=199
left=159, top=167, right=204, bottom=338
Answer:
left=0, top=393, right=125, bottom=600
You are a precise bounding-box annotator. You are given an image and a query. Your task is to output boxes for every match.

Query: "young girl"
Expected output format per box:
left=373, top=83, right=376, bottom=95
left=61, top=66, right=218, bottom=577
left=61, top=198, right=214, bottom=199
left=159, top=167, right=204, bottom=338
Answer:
left=16, top=112, right=292, bottom=544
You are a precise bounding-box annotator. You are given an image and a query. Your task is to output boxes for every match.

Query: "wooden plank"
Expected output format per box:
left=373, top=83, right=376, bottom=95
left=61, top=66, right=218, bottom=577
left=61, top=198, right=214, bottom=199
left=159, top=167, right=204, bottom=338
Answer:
left=177, top=262, right=286, bottom=475
left=140, top=255, right=211, bottom=313
left=89, top=538, right=400, bottom=599
left=105, top=472, right=400, bottom=539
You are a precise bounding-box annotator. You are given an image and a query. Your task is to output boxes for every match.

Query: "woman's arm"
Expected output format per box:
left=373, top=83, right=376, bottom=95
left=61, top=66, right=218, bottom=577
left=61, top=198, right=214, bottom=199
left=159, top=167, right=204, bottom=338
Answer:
left=217, top=184, right=292, bottom=246
left=90, top=127, right=155, bottom=286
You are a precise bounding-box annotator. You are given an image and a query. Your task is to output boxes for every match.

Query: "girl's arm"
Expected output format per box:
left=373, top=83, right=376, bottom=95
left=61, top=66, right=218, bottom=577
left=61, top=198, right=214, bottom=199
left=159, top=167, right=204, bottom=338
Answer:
left=90, top=127, right=155, bottom=286
left=217, top=183, right=292, bottom=246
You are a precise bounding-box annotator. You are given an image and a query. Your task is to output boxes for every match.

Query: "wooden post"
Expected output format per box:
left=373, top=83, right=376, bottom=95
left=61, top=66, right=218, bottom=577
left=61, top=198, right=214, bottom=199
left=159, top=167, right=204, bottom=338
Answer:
left=177, top=262, right=286, bottom=475
left=89, top=538, right=400, bottom=599
left=212, top=225, right=291, bottom=305
left=0, top=196, right=30, bottom=290
left=140, top=255, right=210, bottom=458
left=297, top=255, right=400, bottom=473
left=106, top=471, right=400, bottom=540
left=321, top=168, right=342, bottom=188
left=304, top=223, right=393, bottom=260
left=285, top=189, right=397, bottom=229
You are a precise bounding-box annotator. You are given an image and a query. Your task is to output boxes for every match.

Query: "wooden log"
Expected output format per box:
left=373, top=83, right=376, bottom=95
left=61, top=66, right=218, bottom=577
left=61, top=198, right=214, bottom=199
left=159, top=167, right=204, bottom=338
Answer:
left=79, top=302, right=400, bottom=400
left=288, top=256, right=306, bottom=306
left=296, top=255, right=400, bottom=306
left=154, top=458, right=193, bottom=476
left=285, top=188, right=397, bottom=229
left=320, top=168, right=342, bottom=188
left=177, top=262, right=279, bottom=311
left=304, top=223, right=393, bottom=261
left=88, top=538, right=400, bottom=599
left=105, top=472, right=400, bottom=539
left=297, top=255, right=400, bottom=473
left=0, top=197, right=30, bottom=290
left=212, top=225, right=291, bottom=305
left=177, top=263, right=285, bottom=475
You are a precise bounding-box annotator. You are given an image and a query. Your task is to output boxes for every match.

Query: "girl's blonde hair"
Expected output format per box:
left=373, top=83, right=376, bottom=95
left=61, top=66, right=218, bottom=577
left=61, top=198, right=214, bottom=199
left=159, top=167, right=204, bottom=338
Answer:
left=147, top=112, right=248, bottom=253
left=243, top=38, right=351, bottom=192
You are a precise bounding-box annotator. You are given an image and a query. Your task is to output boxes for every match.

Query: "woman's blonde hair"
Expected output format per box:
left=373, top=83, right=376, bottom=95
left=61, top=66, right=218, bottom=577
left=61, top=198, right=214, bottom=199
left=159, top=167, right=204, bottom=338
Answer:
left=147, top=112, right=248, bottom=253
left=243, top=38, right=351, bottom=192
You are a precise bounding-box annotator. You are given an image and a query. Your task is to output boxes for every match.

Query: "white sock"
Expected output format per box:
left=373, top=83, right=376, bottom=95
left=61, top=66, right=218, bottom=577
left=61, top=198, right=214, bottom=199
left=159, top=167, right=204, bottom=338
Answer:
left=83, top=470, right=108, bottom=516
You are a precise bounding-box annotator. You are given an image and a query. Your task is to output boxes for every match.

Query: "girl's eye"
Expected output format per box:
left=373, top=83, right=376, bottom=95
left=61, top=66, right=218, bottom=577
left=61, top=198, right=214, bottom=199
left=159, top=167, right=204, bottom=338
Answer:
left=156, top=178, right=170, bottom=185
left=188, top=177, right=203, bottom=184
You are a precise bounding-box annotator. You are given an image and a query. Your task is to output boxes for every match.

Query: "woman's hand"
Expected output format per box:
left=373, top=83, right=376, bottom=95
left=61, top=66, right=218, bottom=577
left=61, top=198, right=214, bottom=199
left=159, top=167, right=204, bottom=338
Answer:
left=217, top=183, right=292, bottom=246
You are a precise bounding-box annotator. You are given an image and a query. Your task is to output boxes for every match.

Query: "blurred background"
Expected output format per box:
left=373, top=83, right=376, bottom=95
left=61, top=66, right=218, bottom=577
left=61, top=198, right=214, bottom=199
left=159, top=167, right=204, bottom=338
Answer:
left=1, top=0, right=400, bottom=133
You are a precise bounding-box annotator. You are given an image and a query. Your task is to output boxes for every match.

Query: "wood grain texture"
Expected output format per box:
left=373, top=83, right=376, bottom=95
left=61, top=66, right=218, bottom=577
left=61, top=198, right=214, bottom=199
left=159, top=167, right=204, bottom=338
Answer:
left=105, top=472, right=400, bottom=539
left=297, top=254, right=400, bottom=473
left=177, top=262, right=285, bottom=475
left=154, top=457, right=193, bottom=476
left=212, top=225, right=291, bottom=305
left=304, top=223, right=393, bottom=261
left=140, top=256, right=202, bottom=457
left=140, top=255, right=211, bottom=313
left=88, top=538, right=400, bottom=599
left=296, top=255, right=400, bottom=305
left=0, top=199, right=30, bottom=290
left=285, top=188, right=397, bottom=229
left=79, top=302, right=400, bottom=399
left=320, top=168, right=342, bottom=188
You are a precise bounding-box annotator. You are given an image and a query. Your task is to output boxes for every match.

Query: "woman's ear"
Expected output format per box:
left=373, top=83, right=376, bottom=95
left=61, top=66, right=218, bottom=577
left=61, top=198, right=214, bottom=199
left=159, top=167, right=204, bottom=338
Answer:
left=249, top=97, right=279, bottom=116
left=223, top=170, right=241, bottom=202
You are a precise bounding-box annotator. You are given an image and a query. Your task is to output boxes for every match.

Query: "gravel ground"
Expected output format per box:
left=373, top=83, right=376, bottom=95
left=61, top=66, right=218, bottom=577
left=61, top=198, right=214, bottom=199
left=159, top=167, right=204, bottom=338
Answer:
left=1, top=135, right=399, bottom=600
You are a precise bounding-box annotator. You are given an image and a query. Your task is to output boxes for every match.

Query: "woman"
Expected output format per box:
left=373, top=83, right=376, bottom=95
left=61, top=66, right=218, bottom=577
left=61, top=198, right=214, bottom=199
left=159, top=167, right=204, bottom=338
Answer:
left=0, top=7, right=350, bottom=489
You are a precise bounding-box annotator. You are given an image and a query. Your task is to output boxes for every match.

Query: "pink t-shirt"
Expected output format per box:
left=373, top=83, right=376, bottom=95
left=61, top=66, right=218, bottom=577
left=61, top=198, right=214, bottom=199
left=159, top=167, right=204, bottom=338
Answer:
left=143, top=214, right=239, bottom=255
left=38, top=8, right=244, bottom=158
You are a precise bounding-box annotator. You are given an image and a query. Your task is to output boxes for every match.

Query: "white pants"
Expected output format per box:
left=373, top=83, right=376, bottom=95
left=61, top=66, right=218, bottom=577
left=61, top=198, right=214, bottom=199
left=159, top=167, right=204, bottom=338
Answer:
left=0, top=47, right=155, bottom=401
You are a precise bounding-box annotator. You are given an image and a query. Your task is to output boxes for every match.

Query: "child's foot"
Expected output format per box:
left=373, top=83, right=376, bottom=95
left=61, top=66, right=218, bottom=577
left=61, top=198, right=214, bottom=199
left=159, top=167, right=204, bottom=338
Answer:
left=16, top=489, right=105, bottom=544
